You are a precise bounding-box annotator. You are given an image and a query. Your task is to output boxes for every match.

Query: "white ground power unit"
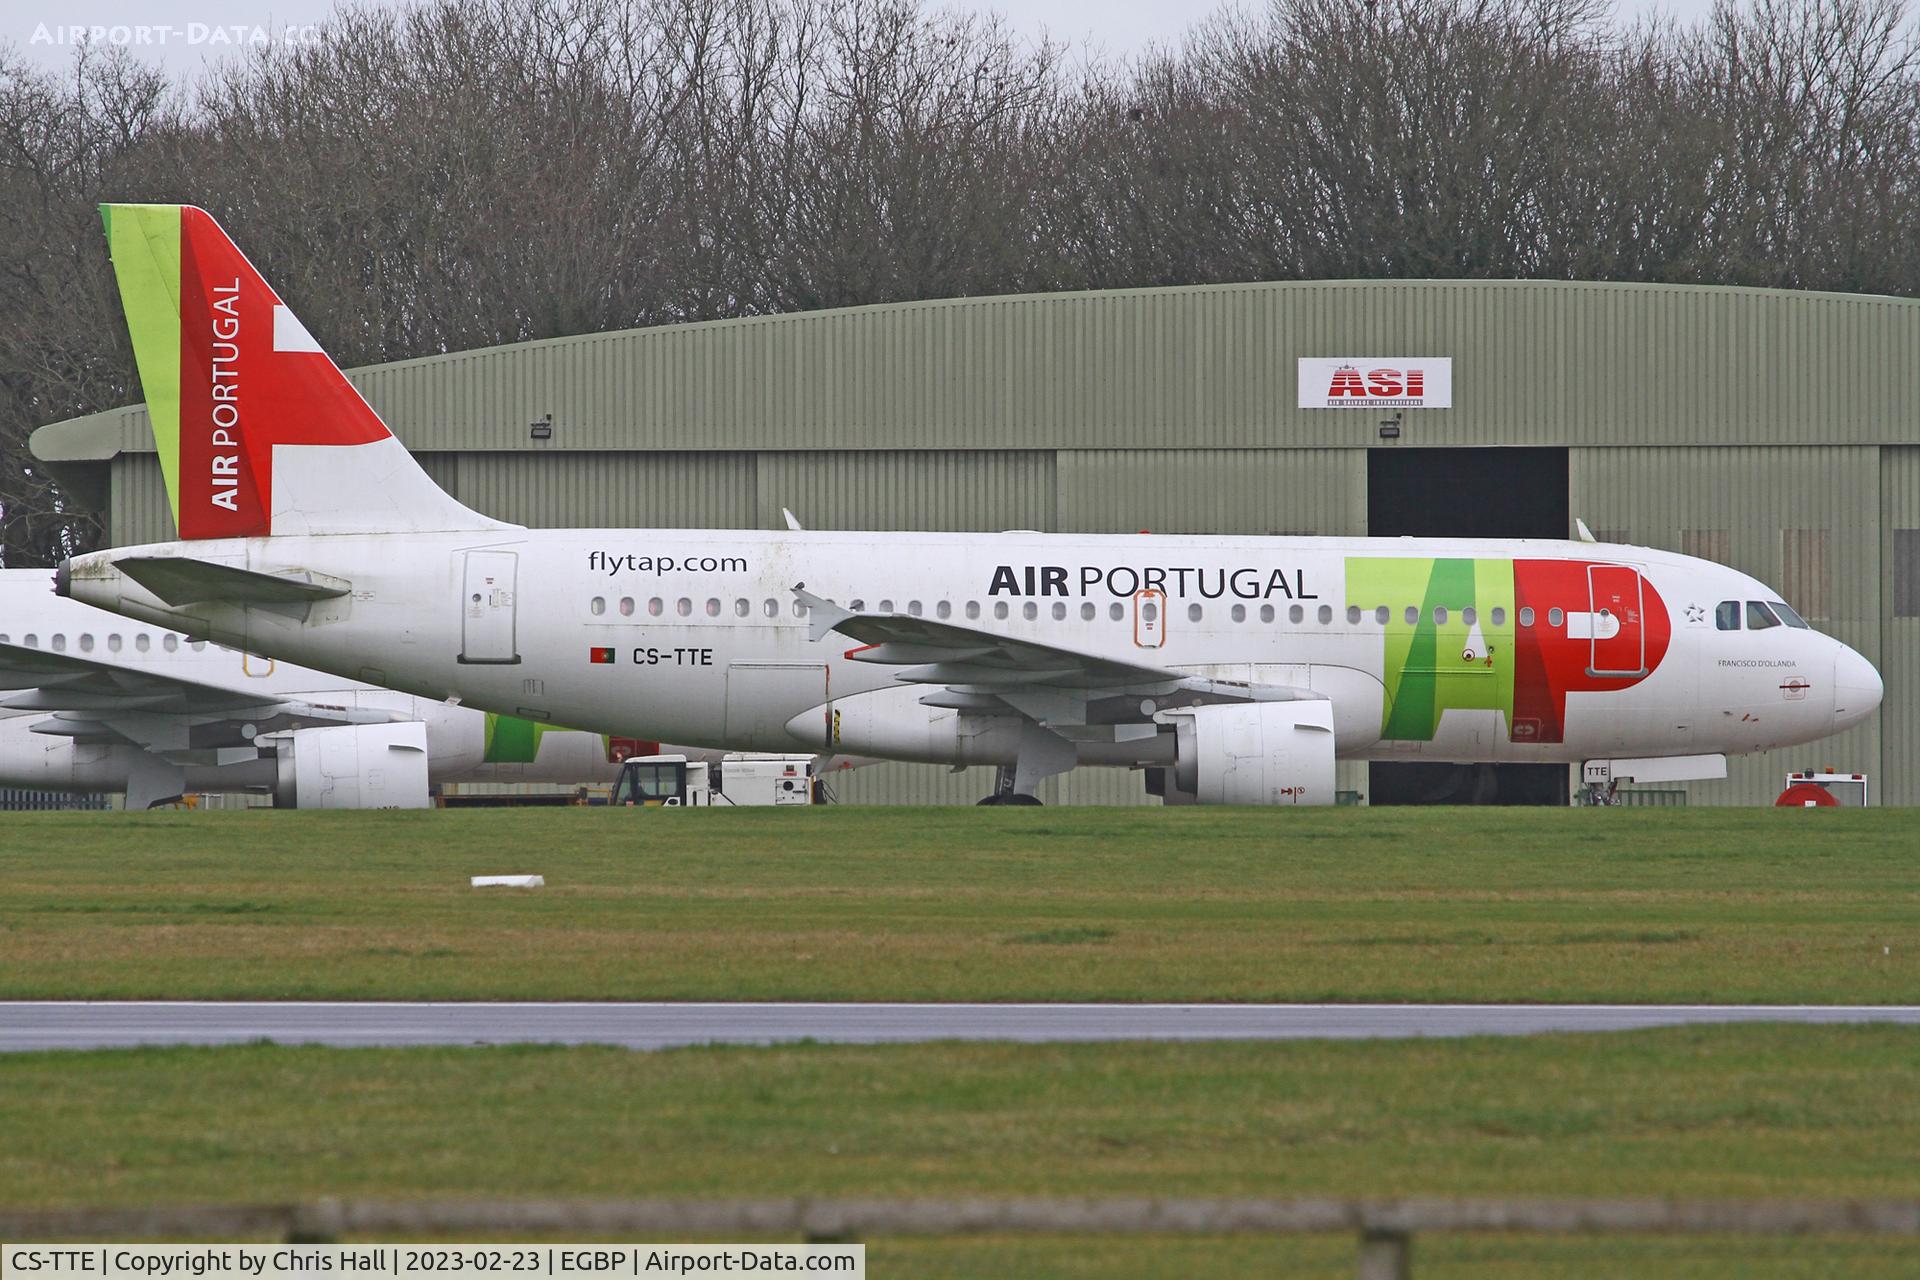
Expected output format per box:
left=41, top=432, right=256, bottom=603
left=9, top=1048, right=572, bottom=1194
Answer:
left=718, top=755, right=816, bottom=806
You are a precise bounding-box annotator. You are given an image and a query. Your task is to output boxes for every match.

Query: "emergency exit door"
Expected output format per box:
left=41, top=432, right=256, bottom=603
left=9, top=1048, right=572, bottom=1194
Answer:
left=459, top=550, right=521, bottom=664
left=1587, top=564, right=1646, bottom=677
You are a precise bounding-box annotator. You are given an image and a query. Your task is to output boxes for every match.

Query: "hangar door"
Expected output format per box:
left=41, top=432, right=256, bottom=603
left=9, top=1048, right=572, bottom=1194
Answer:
left=459, top=550, right=521, bottom=664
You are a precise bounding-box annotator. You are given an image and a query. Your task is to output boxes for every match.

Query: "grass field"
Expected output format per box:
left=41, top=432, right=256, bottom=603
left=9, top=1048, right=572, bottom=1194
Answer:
left=4, top=1027, right=1917, bottom=1274
left=0, top=806, right=1912, bottom=1001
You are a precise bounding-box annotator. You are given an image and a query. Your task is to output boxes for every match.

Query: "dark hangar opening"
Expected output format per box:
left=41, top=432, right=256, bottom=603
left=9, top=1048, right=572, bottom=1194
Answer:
left=1366, top=446, right=1571, bottom=807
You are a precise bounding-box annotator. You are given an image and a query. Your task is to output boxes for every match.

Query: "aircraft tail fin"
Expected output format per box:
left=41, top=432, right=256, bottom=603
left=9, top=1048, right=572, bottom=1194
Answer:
left=100, top=203, right=500, bottom=540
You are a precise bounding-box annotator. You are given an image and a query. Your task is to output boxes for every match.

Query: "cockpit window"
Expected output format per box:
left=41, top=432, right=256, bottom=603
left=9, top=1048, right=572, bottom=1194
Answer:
left=1715, top=601, right=1741, bottom=630
left=1770, top=600, right=1811, bottom=629
left=1746, top=601, right=1781, bottom=630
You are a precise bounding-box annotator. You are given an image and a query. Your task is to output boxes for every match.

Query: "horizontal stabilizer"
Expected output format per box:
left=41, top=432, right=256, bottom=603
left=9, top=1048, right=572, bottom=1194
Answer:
left=116, top=556, right=350, bottom=606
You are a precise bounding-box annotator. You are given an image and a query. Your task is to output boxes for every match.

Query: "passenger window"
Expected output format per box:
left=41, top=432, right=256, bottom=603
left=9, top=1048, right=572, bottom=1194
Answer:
left=734, top=599, right=749, bottom=617
left=1746, top=601, right=1781, bottom=630
left=108, top=635, right=122, bottom=653
left=879, top=599, right=894, bottom=613
left=1433, top=606, right=1447, bottom=625
left=1462, top=607, right=1476, bottom=626
left=1141, top=602, right=1158, bottom=622
left=1491, top=607, right=1506, bottom=627
left=994, top=602, right=1010, bottom=620
left=52, top=634, right=66, bottom=652
left=649, top=598, right=664, bottom=616
left=23, top=633, right=37, bottom=647
left=1188, top=603, right=1204, bottom=622
left=1715, top=601, right=1741, bottom=630
left=966, top=601, right=982, bottom=620
left=763, top=599, right=777, bottom=618
left=1080, top=602, right=1096, bottom=621
left=1347, top=605, right=1362, bottom=624
left=793, top=600, right=808, bottom=617
left=850, top=600, right=865, bottom=611
left=79, top=634, right=94, bottom=652
left=1548, top=607, right=1564, bottom=628
left=908, top=601, right=924, bottom=617
left=1404, top=606, right=1419, bottom=626
left=937, top=601, right=953, bottom=620
left=191, top=640, right=206, bottom=651
left=1022, top=602, right=1038, bottom=620
left=590, top=597, right=606, bottom=616
left=1230, top=604, right=1246, bottom=623
left=676, top=598, right=692, bottom=617
left=135, top=634, right=150, bottom=652
left=619, top=597, right=635, bottom=616
left=1518, top=607, right=1534, bottom=627
left=1770, top=600, right=1811, bottom=629
left=1317, top=605, right=1333, bottom=624
left=1051, top=602, right=1067, bottom=620
left=1108, top=602, right=1124, bottom=621
left=1374, top=606, right=1390, bottom=625
left=163, top=635, right=178, bottom=652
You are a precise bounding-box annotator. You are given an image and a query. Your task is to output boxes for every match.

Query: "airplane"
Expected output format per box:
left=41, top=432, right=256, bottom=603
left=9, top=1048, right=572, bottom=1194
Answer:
left=0, top=569, right=630, bottom=808
left=55, top=204, right=1885, bottom=806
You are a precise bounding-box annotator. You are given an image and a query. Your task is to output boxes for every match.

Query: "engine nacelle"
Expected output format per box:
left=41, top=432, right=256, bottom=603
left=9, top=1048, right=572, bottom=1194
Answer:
left=1160, top=701, right=1336, bottom=805
left=266, top=722, right=431, bottom=809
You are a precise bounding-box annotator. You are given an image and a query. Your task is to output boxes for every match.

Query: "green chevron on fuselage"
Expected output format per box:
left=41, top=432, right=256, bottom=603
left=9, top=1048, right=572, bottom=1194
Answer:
left=1347, top=557, right=1517, bottom=741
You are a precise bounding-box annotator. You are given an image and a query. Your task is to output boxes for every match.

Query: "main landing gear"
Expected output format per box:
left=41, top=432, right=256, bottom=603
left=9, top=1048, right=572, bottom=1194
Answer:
left=976, top=764, right=1044, bottom=806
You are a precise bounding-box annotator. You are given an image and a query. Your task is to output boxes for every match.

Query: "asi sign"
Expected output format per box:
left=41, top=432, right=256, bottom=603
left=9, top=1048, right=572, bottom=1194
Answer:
left=1299, top=358, right=1452, bottom=409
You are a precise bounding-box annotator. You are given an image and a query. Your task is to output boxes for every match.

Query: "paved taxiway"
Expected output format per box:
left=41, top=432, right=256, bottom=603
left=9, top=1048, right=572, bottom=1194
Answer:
left=3, top=1002, right=1917, bottom=1051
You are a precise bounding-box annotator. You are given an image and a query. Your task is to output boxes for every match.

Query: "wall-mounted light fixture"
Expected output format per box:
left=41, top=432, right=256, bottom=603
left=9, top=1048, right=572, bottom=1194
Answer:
left=1377, top=413, right=1403, bottom=441
left=529, top=413, right=554, bottom=441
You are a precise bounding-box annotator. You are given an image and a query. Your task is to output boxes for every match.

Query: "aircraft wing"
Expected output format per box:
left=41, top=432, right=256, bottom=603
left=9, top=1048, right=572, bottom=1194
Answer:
left=792, top=586, right=1313, bottom=731
left=793, top=588, right=1181, bottom=692
left=0, top=641, right=384, bottom=756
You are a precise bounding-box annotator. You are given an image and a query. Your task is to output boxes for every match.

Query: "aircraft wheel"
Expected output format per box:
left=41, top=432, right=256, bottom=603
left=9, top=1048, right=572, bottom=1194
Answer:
left=976, top=793, right=1043, bottom=806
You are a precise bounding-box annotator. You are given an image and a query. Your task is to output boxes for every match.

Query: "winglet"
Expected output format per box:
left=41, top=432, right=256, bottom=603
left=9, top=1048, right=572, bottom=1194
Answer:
left=791, top=584, right=853, bottom=642
left=1574, top=518, right=1598, bottom=543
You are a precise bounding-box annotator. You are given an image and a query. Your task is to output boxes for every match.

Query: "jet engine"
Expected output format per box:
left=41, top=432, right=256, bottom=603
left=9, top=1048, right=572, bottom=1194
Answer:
left=266, top=722, right=431, bottom=809
left=1151, top=701, right=1336, bottom=805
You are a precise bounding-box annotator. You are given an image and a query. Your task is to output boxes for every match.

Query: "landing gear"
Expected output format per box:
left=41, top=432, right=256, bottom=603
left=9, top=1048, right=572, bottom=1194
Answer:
left=976, top=764, right=1044, bottom=806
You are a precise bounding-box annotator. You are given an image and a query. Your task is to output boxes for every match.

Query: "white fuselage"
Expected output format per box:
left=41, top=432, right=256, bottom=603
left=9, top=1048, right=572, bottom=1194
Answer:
left=62, top=529, right=1882, bottom=776
left=0, top=575, right=620, bottom=797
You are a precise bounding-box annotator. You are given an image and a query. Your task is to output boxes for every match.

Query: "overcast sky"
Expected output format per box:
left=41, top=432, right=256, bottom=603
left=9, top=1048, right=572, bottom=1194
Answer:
left=9, top=0, right=1722, bottom=78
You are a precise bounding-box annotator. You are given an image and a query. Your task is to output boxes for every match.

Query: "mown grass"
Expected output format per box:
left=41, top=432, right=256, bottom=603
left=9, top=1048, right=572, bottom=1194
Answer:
left=2, top=1028, right=1917, bottom=1274
left=0, top=806, right=1913, bottom=1001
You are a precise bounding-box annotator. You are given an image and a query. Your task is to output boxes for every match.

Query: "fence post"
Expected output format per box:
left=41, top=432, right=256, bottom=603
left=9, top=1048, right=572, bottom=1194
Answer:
left=1355, top=1229, right=1411, bottom=1280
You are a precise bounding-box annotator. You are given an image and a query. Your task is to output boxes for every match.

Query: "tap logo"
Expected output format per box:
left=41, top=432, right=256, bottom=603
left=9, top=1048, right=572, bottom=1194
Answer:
left=1299, top=358, right=1452, bottom=409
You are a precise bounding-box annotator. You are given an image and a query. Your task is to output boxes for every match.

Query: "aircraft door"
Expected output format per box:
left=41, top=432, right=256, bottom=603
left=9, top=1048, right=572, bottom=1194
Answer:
left=459, top=550, right=521, bottom=665
left=1587, top=564, right=1646, bottom=677
left=1133, top=588, right=1167, bottom=648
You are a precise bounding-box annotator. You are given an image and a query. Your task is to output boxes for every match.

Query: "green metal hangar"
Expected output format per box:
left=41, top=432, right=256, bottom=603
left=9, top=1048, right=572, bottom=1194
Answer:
left=32, top=279, right=1920, bottom=806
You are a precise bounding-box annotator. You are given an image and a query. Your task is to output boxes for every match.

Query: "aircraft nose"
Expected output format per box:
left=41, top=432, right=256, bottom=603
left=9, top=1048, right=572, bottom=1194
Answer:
left=1833, top=644, right=1883, bottom=729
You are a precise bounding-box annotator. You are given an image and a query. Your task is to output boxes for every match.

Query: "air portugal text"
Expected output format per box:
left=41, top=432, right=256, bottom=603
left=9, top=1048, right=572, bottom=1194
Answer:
left=208, top=277, right=243, bottom=512
left=988, top=564, right=1317, bottom=600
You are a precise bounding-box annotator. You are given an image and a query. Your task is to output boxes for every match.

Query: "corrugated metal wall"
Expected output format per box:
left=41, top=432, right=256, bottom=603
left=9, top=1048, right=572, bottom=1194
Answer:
left=50, top=279, right=1920, bottom=462
left=1882, top=447, right=1920, bottom=806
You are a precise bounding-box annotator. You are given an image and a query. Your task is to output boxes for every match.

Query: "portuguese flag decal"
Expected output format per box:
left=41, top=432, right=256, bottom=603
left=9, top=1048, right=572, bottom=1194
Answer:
left=589, top=647, right=616, bottom=665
